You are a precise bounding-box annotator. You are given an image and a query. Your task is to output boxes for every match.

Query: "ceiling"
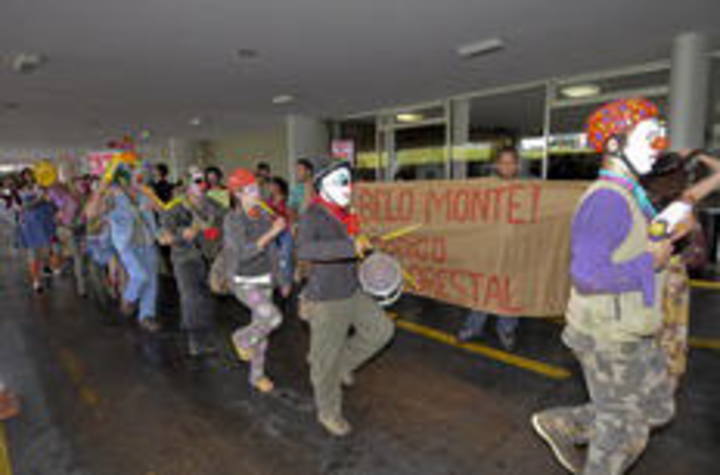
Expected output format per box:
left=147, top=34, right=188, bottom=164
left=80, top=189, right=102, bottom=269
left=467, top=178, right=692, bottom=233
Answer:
left=0, top=0, right=719, bottom=147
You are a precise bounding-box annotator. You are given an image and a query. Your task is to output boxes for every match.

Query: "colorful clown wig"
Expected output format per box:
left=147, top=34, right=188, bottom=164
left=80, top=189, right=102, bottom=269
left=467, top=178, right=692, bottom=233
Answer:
left=586, top=97, right=661, bottom=153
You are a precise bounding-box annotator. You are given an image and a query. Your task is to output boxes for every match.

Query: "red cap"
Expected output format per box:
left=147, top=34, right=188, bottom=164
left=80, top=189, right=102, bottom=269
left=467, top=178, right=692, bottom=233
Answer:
left=227, top=168, right=256, bottom=192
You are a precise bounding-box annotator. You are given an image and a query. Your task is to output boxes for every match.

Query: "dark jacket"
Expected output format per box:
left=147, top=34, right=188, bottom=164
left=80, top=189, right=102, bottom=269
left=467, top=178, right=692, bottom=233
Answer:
left=151, top=179, right=174, bottom=203
left=296, top=203, right=359, bottom=301
left=160, top=197, right=225, bottom=264
left=222, top=206, right=275, bottom=281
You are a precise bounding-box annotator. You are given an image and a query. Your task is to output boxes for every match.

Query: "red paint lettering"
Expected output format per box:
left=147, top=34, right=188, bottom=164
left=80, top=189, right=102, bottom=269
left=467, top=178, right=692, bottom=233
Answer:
left=424, top=189, right=449, bottom=224
left=507, top=183, right=527, bottom=225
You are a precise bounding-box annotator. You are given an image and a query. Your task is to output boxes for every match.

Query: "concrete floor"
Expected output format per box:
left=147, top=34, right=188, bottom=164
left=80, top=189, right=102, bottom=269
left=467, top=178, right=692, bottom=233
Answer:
left=1, top=255, right=719, bottom=475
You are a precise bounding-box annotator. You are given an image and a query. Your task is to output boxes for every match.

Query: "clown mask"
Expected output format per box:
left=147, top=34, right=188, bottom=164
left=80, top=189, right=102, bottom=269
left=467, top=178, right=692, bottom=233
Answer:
left=621, top=118, right=668, bottom=176
left=236, top=182, right=261, bottom=209
left=188, top=172, right=206, bottom=197
left=320, top=167, right=352, bottom=208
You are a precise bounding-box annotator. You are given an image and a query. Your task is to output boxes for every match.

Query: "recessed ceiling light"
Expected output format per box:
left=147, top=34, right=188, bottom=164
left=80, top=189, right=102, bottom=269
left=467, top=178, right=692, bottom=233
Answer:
left=10, top=52, right=47, bottom=74
left=457, top=38, right=504, bottom=59
left=561, top=84, right=601, bottom=98
left=272, top=95, right=294, bottom=105
left=236, top=49, right=259, bottom=59
left=396, top=113, right=424, bottom=123
left=189, top=117, right=202, bottom=126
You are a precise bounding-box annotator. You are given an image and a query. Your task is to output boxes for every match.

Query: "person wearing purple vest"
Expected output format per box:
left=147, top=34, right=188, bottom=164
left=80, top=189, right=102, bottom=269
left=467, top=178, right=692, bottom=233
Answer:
left=531, top=98, right=677, bottom=475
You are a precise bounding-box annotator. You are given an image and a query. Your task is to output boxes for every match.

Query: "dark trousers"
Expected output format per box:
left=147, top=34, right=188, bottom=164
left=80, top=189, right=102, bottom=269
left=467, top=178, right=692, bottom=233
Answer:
left=173, top=256, right=215, bottom=343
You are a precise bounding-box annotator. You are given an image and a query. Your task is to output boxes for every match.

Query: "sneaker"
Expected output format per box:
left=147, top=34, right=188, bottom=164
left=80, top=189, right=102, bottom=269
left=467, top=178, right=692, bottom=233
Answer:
left=231, top=336, right=253, bottom=362
left=531, top=412, right=584, bottom=474
left=498, top=329, right=517, bottom=351
left=252, top=377, right=275, bottom=393
left=120, top=300, right=137, bottom=317
left=139, top=318, right=161, bottom=333
left=341, top=372, right=355, bottom=387
left=188, top=334, right=218, bottom=357
left=318, top=414, right=352, bottom=437
left=456, top=312, right=487, bottom=342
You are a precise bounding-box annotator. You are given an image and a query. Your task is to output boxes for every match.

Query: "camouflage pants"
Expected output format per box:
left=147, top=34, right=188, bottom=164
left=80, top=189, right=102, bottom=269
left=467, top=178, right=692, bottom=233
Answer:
left=232, top=283, right=283, bottom=384
left=541, top=326, right=675, bottom=475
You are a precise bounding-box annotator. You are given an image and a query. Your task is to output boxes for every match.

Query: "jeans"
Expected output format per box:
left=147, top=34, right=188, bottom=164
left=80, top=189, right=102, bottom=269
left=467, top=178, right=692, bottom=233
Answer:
left=119, top=245, right=158, bottom=320
left=463, top=311, right=519, bottom=336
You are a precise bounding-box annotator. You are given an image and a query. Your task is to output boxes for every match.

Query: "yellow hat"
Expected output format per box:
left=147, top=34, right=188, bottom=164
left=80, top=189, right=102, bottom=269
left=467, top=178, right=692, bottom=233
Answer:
left=33, top=160, right=58, bottom=187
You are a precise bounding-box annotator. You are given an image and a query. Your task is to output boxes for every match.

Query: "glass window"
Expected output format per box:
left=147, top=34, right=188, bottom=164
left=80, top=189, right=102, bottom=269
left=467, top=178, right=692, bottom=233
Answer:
left=337, top=118, right=380, bottom=182
left=393, top=124, right=446, bottom=181
left=463, top=86, right=546, bottom=179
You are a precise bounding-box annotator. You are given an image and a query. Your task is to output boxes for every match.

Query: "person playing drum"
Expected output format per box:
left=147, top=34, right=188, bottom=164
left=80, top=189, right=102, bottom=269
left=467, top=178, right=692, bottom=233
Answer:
left=296, top=156, right=395, bottom=437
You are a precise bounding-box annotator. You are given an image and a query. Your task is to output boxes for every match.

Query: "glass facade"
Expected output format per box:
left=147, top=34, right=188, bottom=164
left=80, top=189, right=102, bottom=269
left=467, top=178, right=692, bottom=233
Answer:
left=334, top=57, right=716, bottom=183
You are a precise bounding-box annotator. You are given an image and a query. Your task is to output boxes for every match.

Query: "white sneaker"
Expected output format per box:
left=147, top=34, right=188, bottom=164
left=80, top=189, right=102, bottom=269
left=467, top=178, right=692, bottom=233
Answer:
left=318, top=414, right=352, bottom=437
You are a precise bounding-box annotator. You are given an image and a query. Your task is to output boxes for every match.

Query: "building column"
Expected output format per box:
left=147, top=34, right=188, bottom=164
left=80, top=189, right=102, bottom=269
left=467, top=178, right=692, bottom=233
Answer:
left=286, top=114, right=330, bottom=183
left=669, top=32, right=711, bottom=150
left=167, top=137, right=196, bottom=181
left=450, top=98, right=470, bottom=179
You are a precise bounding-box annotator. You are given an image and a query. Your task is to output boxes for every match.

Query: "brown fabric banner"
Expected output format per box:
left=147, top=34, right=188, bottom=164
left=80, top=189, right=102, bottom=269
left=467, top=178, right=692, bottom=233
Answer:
left=356, top=178, right=590, bottom=317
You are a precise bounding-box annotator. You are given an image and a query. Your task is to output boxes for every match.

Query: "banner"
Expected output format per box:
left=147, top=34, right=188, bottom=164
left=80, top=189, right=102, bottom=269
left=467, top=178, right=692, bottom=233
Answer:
left=331, top=140, right=355, bottom=163
left=356, top=179, right=590, bottom=317
left=87, top=150, right=117, bottom=176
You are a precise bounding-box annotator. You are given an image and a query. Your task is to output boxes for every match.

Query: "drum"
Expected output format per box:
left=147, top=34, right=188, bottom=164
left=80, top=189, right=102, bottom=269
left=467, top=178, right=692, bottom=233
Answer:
left=358, top=251, right=404, bottom=307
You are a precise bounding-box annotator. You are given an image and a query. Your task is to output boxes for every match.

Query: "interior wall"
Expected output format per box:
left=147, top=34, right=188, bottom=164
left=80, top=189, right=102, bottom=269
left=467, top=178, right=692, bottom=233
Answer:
left=206, top=122, right=288, bottom=179
left=0, top=144, right=94, bottom=178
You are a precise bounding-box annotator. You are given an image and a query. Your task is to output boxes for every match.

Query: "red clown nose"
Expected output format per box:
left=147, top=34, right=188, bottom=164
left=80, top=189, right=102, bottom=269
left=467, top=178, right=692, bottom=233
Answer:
left=651, top=136, right=670, bottom=151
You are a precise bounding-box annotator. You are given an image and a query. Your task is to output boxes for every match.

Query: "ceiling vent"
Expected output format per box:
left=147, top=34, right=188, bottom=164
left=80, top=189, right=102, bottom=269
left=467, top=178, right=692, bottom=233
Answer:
left=10, top=53, right=47, bottom=74
left=457, top=38, right=504, bottom=59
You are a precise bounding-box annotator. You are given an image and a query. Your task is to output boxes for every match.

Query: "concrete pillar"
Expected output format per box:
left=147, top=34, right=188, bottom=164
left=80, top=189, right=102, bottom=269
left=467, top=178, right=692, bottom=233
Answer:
left=669, top=32, right=710, bottom=150
left=450, top=98, right=470, bottom=179
left=168, top=137, right=196, bottom=181
left=286, top=115, right=329, bottom=183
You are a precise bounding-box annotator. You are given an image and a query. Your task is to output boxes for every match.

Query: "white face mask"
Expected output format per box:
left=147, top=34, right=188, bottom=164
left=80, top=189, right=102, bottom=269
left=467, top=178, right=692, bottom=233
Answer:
left=187, top=172, right=206, bottom=197
left=320, top=167, right=352, bottom=207
left=623, top=118, right=665, bottom=176
left=235, top=183, right=260, bottom=209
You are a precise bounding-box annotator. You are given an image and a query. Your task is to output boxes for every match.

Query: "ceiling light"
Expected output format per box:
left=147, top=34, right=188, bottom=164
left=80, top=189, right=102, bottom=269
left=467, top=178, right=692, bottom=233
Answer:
left=10, top=52, right=47, bottom=74
left=457, top=38, right=504, bottom=59
left=561, top=84, right=601, bottom=98
left=272, top=95, right=294, bottom=105
left=236, top=48, right=259, bottom=59
left=396, top=113, right=424, bottom=123
left=189, top=117, right=202, bottom=126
